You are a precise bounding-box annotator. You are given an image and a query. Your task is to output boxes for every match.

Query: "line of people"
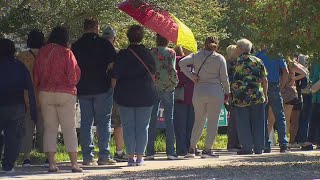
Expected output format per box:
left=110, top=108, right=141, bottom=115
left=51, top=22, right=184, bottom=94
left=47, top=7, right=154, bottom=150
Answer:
left=226, top=42, right=320, bottom=154
left=1, top=17, right=320, bottom=173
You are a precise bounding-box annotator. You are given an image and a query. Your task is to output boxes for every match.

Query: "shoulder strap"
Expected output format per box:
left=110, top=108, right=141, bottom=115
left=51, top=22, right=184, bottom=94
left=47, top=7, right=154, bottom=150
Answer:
left=128, top=48, right=155, bottom=82
left=197, top=52, right=213, bottom=76
left=29, top=50, right=36, bottom=59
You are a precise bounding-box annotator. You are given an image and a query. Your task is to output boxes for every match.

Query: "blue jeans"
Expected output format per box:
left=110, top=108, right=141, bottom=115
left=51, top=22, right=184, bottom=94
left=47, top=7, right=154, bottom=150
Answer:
left=0, top=104, right=25, bottom=170
left=265, top=83, right=288, bottom=149
left=146, top=90, right=175, bottom=156
left=235, top=104, right=265, bottom=152
left=295, top=94, right=313, bottom=143
left=119, top=106, right=153, bottom=155
left=173, top=103, right=194, bottom=155
left=79, top=90, right=113, bottom=161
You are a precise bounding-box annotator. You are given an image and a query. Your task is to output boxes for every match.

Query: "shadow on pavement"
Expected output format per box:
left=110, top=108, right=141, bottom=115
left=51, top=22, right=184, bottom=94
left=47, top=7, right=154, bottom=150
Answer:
left=0, top=164, right=126, bottom=179
left=83, top=153, right=320, bottom=180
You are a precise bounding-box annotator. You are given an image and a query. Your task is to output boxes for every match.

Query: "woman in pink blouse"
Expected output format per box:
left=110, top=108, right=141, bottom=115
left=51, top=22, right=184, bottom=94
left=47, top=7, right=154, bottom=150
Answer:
left=33, top=26, right=82, bottom=173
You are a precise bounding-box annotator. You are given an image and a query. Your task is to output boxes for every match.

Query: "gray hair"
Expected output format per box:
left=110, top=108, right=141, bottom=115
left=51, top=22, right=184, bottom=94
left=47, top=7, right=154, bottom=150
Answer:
left=236, top=38, right=253, bottom=53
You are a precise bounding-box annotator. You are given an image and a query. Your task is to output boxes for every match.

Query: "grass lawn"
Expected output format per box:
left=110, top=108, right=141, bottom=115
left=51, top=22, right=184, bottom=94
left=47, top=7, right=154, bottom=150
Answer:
left=17, top=130, right=227, bottom=165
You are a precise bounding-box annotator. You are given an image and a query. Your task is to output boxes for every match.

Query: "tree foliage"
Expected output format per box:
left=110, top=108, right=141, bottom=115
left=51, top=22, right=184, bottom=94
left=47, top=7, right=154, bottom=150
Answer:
left=0, top=0, right=225, bottom=49
left=1, top=0, right=319, bottom=59
left=221, top=0, right=320, bottom=59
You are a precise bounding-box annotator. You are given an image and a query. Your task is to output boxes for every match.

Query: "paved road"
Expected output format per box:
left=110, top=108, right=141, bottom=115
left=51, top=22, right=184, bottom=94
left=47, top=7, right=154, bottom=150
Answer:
left=1, top=149, right=319, bottom=180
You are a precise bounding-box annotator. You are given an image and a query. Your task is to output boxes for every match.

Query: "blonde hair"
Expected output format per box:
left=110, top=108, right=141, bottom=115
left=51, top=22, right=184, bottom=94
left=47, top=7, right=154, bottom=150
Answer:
left=226, top=44, right=237, bottom=57
left=174, top=46, right=185, bottom=56
left=236, top=38, right=252, bottom=53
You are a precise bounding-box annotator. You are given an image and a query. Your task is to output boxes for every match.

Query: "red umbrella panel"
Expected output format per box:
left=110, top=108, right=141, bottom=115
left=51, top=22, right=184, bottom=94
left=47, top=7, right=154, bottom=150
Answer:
left=118, top=0, right=197, bottom=52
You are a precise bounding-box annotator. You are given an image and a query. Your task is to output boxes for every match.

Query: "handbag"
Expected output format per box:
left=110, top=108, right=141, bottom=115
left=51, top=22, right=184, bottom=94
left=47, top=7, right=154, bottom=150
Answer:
left=128, top=48, right=156, bottom=82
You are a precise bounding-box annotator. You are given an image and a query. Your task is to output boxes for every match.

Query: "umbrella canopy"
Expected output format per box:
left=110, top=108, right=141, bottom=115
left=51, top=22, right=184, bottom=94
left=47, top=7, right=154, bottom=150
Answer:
left=118, top=0, right=197, bottom=53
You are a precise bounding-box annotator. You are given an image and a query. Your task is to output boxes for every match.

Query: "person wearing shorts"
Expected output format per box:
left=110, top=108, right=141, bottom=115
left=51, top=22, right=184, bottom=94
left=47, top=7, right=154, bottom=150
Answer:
left=102, top=26, right=128, bottom=162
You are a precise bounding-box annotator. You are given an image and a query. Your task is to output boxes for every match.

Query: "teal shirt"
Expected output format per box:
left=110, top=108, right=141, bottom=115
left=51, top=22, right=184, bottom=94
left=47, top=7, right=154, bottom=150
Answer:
left=311, top=63, right=320, bottom=104
left=151, top=47, right=179, bottom=91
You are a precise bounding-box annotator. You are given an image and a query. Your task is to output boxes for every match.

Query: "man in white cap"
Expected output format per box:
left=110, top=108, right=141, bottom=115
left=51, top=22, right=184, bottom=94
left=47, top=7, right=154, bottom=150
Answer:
left=102, top=25, right=128, bottom=162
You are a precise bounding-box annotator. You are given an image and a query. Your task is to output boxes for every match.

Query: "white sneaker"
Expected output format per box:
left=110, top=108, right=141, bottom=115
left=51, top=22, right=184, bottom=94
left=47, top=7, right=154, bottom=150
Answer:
left=185, top=153, right=195, bottom=158
left=144, top=155, right=155, bottom=160
left=185, top=149, right=196, bottom=158
left=167, top=155, right=179, bottom=160
left=201, top=150, right=219, bottom=158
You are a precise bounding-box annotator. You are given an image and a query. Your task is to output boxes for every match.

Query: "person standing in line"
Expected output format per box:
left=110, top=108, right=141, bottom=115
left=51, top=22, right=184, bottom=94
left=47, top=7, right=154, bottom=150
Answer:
left=225, top=45, right=241, bottom=152
left=33, top=26, right=82, bottom=172
left=0, top=38, right=37, bottom=172
left=112, top=25, right=157, bottom=166
left=294, top=54, right=314, bottom=150
left=282, top=58, right=307, bottom=147
left=72, top=18, right=117, bottom=165
left=230, top=39, right=268, bottom=155
left=306, top=61, right=320, bottom=148
left=146, top=34, right=179, bottom=160
left=16, top=30, right=49, bottom=167
left=173, top=46, right=195, bottom=156
left=102, top=25, right=128, bottom=162
left=256, top=46, right=290, bottom=153
left=180, top=37, right=230, bottom=158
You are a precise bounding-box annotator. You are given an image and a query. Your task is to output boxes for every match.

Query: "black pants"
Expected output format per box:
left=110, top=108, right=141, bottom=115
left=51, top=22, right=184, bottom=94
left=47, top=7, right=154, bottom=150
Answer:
left=307, top=103, right=320, bottom=144
left=227, top=108, right=239, bottom=149
left=0, top=104, right=25, bottom=171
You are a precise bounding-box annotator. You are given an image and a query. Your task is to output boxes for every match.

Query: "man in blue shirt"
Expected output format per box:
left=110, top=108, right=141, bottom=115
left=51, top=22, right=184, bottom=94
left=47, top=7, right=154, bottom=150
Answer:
left=0, top=38, right=37, bottom=172
left=256, top=47, right=289, bottom=153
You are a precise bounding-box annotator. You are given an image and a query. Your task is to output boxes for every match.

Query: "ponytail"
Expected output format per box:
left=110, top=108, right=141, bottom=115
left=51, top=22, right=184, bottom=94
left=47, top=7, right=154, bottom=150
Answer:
left=205, top=37, right=219, bottom=51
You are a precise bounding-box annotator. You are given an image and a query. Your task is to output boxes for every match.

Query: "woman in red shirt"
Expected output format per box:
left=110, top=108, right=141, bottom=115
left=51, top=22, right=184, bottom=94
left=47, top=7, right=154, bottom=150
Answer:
left=33, top=26, right=82, bottom=173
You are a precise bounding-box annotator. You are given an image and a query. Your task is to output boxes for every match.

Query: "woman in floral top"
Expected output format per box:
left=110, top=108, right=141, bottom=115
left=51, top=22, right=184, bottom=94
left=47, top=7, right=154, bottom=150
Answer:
left=229, top=39, right=268, bottom=155
left=146, top=34, right=179, bottom=160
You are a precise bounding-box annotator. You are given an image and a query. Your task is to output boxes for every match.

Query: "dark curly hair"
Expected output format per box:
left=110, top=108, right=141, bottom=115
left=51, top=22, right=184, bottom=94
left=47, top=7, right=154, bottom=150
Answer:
left=27, top=30, right=45, bottom=49
left=0, top=38, right=16, bottom=60
left=127, top=25, right=144, bottom=43
left=47, top=26, right=69, bottom=48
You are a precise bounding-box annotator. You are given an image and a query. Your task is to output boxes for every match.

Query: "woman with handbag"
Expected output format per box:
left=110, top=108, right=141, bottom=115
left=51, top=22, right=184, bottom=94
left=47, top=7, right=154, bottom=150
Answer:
left=179, top=37, right=230, bottom=158
left=33, top=26, right=82, bottom=172
left=112, top=25, right=157, bottom=166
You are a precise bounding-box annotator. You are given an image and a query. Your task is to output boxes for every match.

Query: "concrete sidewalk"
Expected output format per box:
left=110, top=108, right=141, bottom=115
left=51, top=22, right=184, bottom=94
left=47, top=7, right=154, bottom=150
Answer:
left=0, top=149, right=319, bottom=180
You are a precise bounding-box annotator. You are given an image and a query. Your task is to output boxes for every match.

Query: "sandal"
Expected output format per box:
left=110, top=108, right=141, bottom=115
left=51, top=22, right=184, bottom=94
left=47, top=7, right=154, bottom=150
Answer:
left=71, top=166, right=83, bottom=173
left=48, top=166, right=59, bottom=173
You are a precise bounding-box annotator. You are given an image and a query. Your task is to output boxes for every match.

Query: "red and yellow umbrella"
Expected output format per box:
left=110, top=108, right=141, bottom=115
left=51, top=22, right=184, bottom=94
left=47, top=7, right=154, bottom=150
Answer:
left=118, top=0, right=197, bottom=53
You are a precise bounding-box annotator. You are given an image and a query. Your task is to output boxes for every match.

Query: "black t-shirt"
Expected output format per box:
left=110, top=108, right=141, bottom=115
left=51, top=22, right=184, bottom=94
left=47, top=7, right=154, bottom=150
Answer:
left=72, top=33, right=117, bottom=95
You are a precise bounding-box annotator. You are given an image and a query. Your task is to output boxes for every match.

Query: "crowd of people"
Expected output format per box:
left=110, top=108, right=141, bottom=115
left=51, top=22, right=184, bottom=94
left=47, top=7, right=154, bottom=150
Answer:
left=0, top=17, right=320, bottom=173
